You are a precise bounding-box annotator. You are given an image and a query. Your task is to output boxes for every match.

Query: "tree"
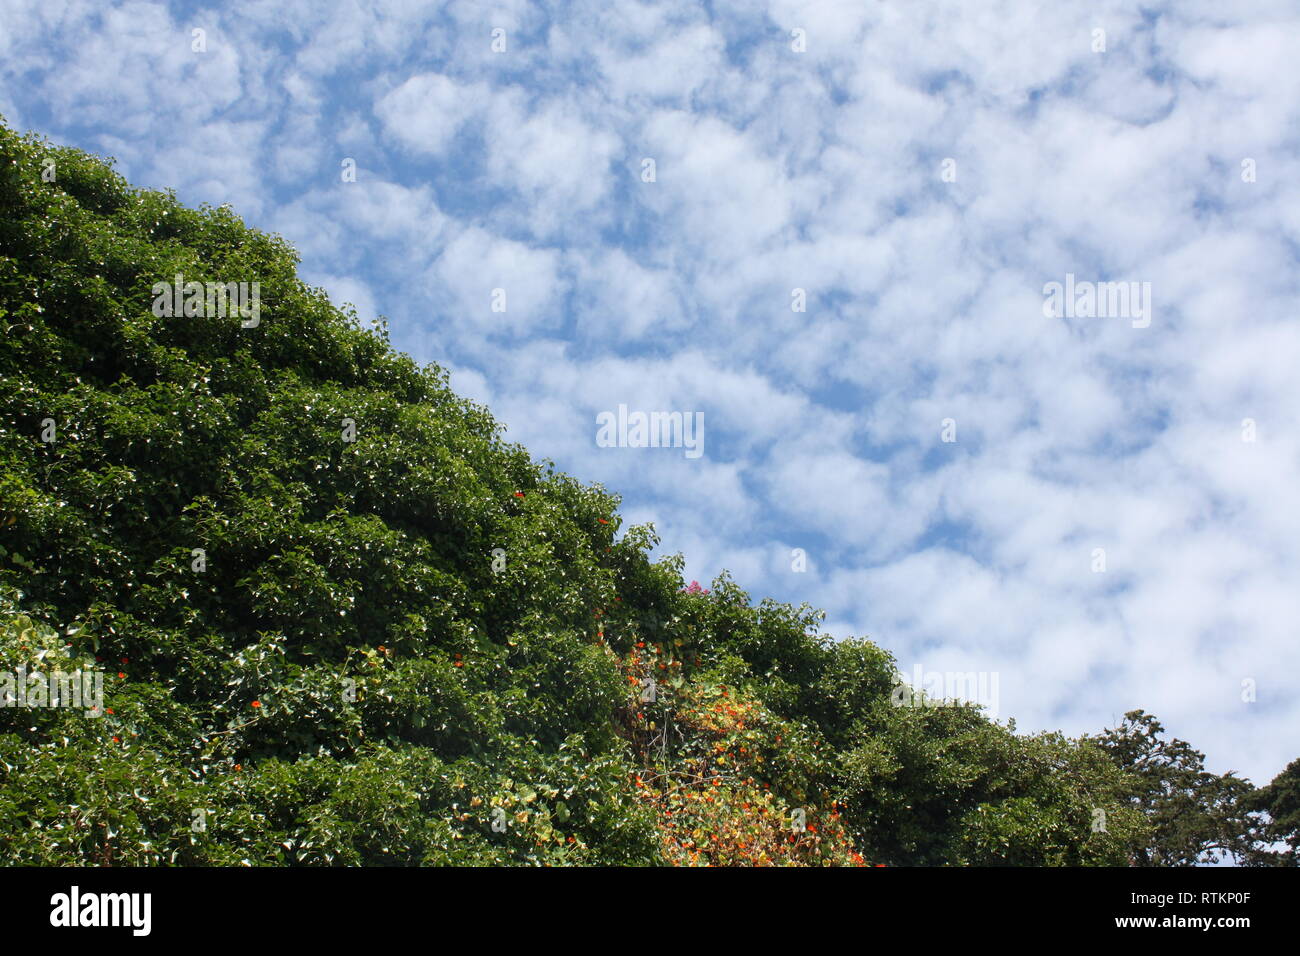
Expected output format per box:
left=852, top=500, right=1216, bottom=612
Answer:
left=1239, top=759, right=1300, bottom=866
left=1089, top=710, right=1258, bottom=865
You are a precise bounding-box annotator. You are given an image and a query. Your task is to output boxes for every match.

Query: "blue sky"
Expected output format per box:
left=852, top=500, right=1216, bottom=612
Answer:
left=2, top=0, right=1298, bottom=786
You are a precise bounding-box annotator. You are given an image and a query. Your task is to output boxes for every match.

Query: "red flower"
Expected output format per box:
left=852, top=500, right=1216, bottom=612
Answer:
left=513, top=491, right=525, bottom=498
left=117, top=671, right=125, bottom=679
left=251, top=700, right=261, bottom=708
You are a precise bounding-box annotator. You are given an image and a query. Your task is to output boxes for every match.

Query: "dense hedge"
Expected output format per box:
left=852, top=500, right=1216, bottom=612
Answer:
left=0, top=120, right=1288, bottom=865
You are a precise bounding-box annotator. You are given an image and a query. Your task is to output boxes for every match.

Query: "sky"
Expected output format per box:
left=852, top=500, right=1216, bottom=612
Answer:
left=1, top=0, right=1297, bottom=787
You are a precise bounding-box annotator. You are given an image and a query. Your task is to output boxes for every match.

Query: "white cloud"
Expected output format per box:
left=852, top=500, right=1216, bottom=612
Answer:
left=432, top=226, right=563, bottom=335
left=377, top=73, right=486, bottom=157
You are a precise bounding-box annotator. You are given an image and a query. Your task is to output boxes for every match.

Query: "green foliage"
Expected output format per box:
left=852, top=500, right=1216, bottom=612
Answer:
left=1241, top=759, right=1300, bottom=866
left=1088, top=710, right=1267, bottom=866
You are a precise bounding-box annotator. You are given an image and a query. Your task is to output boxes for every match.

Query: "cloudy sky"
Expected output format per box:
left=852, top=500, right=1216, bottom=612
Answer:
left=2, top=0, right=1297, bottom=786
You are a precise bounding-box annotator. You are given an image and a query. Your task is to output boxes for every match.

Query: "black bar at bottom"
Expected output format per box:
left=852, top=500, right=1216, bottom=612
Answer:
left=0, top=864, right=1286, bottom=941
